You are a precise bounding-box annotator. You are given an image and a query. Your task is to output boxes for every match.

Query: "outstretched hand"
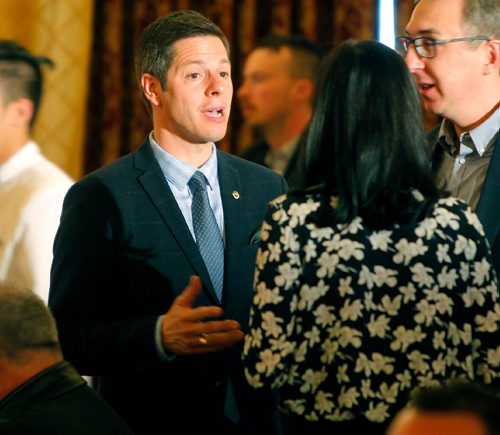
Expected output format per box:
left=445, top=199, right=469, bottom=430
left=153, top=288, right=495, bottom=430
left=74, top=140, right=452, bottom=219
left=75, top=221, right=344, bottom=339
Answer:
left=161, top=276, right=244, bottom=355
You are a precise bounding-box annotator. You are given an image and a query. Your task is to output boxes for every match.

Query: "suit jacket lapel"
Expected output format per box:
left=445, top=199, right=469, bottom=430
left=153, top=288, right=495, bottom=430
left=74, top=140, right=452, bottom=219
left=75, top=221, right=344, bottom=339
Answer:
left=132, top=140, right=220, bottom=304
left=476, top=134, right=500, bottom=245
left=428, top=125, right=443, bottom=172
left=217, top=151, right=245, bottom=285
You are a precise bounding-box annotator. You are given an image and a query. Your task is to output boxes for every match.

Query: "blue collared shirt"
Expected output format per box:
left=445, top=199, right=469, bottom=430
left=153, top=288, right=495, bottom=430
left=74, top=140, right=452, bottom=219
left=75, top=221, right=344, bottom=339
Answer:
left=149, top=133, right=225, bottom=241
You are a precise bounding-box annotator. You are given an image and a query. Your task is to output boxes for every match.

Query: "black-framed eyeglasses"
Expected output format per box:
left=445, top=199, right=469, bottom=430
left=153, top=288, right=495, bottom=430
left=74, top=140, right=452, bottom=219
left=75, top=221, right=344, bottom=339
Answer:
left=396, top=35, right=490, bottom=59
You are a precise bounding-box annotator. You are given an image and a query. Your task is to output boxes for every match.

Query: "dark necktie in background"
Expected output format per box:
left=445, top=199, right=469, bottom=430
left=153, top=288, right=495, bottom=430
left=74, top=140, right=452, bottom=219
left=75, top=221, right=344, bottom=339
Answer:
left=188, top=170, right=240, bottom=424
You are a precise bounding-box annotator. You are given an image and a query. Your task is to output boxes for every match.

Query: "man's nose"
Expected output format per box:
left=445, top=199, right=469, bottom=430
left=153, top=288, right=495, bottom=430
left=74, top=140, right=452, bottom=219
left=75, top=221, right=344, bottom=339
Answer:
left=404, top=45, right=425, bottom=73
left=207, top=74, right=229, bottom=96
left=237, top=81, right=248, bottom=100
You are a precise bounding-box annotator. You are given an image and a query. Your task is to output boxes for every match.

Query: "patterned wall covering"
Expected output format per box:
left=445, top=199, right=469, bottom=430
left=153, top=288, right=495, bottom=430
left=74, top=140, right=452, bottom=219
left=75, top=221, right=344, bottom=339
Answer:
left=0, top=0, right=93, bottom=179
left=84, top=0, right=379, bottom=174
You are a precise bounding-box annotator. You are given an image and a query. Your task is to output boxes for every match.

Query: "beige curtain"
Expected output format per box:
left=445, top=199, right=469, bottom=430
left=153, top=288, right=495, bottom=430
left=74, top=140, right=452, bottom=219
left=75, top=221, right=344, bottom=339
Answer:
left=0, top=0, right=94, bottom=179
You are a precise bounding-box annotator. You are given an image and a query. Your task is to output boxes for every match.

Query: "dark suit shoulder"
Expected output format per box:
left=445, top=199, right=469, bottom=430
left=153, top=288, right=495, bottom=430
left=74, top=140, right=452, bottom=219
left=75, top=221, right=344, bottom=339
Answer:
left=426, top=124, right=440, bottom=146
left=78, top=138, right=153, bottom=183
left=240, top=139, right=269, bottom=165
left=80, top=154, right=138, bottom=184
left=0, top=418, right=23, bottom=435
left=218, top=149, right=283, bottom=182
left=0, top=362, right=133, bottom=434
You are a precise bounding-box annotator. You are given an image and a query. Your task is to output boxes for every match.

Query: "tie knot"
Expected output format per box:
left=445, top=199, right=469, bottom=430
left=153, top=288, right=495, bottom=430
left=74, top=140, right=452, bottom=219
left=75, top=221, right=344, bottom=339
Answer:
left=188, top=171, right=207, bottom=193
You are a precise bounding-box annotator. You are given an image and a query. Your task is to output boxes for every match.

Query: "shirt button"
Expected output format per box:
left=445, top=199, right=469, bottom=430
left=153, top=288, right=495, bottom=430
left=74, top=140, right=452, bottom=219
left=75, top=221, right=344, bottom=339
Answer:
left=459, top=158, right=466, bottom=165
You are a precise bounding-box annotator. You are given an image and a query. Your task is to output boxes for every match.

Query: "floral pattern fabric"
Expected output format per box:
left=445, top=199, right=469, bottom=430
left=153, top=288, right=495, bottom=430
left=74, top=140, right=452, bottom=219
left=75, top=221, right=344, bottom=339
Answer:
left=243, top=192, right=499, bottom=423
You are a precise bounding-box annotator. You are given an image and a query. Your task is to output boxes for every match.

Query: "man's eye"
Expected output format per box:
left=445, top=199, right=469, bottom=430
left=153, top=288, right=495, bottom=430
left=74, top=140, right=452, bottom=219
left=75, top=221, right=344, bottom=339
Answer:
left=220, top=72, right=230, bottom=78
left=188, top=73, right=201, bottom=79
left=420, top=38, right=435, bottom=46
left=251, top=74, right=270, bottom=83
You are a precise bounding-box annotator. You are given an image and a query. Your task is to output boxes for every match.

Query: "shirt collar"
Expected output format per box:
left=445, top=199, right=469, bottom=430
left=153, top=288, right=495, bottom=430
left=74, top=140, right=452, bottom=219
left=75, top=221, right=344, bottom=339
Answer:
left=0, top=141, right=40, bottom=183
left=468, top=106, right=499, bottom=156
left=268, top=137, right=299, bottom=160
left=149, top=132, right=218, bottom=192
left=437, top=119, right=457, bottom=155
left=438, top=106, right=499, bottom=156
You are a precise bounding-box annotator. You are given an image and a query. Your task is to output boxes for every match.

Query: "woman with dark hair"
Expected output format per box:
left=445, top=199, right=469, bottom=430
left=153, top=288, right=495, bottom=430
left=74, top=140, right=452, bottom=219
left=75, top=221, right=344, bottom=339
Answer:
left=242, top=40, right=498, bottom=435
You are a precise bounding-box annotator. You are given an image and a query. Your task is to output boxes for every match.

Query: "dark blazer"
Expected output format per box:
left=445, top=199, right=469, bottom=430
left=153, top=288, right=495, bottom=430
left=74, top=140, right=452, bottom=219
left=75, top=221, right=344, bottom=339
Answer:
left=0, top=361, right=133, bottom=435
left=49, top=138, right=286, bottom=435
left=429, top=126, right=500, bottom=276
left=242, top=137, right=304, bottom=188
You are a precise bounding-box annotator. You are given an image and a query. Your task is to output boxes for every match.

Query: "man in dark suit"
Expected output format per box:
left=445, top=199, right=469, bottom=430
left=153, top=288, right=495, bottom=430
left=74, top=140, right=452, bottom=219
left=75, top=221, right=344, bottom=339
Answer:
left=400, top=0, right=500, bottom=276
left=237, top=35, right=323, bottom=188
left=49, top=10, right=286, bottom=435
left=0, top=283, right=133, bottom=434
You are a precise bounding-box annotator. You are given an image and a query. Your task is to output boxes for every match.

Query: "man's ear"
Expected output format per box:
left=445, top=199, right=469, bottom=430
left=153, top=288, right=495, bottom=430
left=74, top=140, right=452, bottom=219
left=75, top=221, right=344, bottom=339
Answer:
left=141, top=73, right=162, bottom=107
left=8, top=98, right=34, bottom=127
left=291, top=78, right=314, bottom=103
left=483, top=40, right=500, bottom=75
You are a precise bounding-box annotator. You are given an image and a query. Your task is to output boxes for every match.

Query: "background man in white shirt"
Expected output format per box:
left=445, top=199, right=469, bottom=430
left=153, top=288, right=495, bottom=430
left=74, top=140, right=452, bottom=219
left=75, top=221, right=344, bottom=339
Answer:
left=0, top=40, right=72, bottom=302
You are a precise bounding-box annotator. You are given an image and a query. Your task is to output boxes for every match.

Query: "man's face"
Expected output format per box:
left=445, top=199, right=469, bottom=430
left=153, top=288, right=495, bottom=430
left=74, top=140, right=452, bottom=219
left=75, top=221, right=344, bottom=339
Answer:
left=158, top=35, right=232, bottom=146
left=404, top=0, right=491, bottom=126
left=0, top=89, right=15, bottom=161
left=0, top=90, right=7, bottom=136
left=237, top=47, right=297, bottom=128
left=388, top=408, right=487, bottom=435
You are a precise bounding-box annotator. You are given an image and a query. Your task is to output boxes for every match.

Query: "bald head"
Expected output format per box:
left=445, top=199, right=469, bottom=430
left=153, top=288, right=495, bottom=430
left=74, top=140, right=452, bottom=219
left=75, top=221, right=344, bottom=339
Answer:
left=388, top=383, right=500, bottom=435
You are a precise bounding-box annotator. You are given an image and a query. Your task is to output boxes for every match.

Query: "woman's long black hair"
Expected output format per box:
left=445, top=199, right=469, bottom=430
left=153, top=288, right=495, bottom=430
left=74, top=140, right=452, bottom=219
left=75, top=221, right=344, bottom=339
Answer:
left=302, top=40, right=441, bottom=228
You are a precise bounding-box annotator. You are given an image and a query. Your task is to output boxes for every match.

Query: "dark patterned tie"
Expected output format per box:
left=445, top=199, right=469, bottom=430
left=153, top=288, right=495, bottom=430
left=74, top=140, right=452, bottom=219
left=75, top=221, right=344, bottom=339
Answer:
left=187, top=171, right=240, bottom=424
left=224, top=380, right=240, bottom=424
left=188, top=171, right=224, bottom=301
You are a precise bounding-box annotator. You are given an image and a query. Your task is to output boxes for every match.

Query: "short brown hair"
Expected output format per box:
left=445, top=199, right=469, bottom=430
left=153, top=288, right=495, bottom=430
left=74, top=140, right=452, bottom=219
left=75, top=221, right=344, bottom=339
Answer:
left=134, top=10, right=230, bottom=113
left=462, top=0, right=500, bottom=40
left=0, top=283, right=61, bottom=363
left=0, top=40, right=53, bottom=127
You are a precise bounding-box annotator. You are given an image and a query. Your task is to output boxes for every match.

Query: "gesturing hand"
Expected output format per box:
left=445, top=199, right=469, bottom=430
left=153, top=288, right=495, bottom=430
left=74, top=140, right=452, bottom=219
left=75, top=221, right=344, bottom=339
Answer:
left=161, top=276, right=244, bottom=355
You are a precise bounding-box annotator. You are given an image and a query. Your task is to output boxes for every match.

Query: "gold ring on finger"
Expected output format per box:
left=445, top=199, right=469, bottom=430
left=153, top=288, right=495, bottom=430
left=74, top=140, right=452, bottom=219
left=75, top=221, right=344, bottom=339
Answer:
left=198, top=334, right=208, bottom=345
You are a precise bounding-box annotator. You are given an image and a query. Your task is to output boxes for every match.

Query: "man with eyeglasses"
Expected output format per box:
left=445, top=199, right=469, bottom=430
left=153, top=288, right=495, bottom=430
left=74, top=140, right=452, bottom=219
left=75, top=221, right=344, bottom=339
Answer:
left=398, top=0, right=500, bottom=278
left=0, top=41, right=73, bottom=303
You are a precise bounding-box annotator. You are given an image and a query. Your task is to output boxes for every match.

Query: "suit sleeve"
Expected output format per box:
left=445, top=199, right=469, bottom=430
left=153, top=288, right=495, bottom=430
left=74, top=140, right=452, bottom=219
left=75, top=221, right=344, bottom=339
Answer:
left=49, top=180, right=160, bottom=376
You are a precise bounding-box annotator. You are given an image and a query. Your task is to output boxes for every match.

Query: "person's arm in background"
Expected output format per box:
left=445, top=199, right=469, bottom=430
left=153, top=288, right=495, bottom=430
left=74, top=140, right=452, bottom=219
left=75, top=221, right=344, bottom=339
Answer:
left=21, top=185, right=70, bottom=302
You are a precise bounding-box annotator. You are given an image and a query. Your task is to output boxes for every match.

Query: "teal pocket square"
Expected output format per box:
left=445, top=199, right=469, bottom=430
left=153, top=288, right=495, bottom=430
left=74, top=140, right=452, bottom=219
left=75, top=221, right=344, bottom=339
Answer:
left=249, top=228, right=261, bottom=245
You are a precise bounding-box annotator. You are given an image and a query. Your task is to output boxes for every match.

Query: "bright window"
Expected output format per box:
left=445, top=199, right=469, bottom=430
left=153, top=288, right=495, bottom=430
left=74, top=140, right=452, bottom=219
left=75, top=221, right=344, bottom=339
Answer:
left=378, top=0, right=396, bottom=49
